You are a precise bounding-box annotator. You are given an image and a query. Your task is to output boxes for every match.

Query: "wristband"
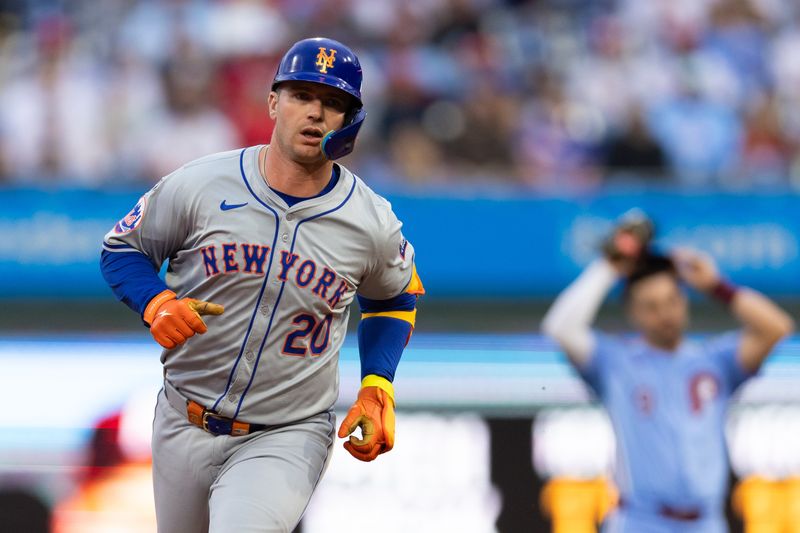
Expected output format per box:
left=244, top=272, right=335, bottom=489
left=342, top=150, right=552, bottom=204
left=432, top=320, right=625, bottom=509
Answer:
left=362, top=374, right=395, bottom=405
left=711, top=280, right=738, bottom=306
left=143, top=289, right=177, bottom=325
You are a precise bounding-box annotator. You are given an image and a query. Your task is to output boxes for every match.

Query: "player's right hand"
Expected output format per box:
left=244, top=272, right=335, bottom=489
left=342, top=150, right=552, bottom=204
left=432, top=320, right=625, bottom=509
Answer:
left=601, top=209, right=654, bottom=275
left=143, top=290, right=224, bottom=349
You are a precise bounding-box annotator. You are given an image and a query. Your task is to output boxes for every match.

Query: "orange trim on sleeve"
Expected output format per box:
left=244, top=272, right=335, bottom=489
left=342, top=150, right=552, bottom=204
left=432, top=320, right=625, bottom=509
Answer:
left=405, top=264, right=425, bottom=296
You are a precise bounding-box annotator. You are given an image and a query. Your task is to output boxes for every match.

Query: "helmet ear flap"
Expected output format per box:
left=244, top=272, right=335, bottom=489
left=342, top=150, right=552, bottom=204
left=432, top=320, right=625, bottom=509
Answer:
left=321, top=108, right=366, bottom=160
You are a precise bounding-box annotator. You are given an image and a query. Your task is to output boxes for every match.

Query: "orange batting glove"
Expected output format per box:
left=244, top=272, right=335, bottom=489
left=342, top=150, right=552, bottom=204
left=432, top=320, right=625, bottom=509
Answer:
left=338, top=375, right=396, bottom=462
left=143, top=290, right=225, bottom=349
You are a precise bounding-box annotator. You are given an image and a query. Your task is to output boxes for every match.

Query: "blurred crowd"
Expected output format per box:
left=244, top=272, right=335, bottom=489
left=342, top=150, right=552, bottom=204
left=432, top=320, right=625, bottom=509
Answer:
left=1, top=0, right=800, bottom=191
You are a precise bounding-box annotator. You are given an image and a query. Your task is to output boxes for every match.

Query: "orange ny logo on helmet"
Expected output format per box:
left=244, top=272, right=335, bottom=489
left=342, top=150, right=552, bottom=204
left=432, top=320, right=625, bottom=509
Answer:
left=315, top=47, right=337, bottom=73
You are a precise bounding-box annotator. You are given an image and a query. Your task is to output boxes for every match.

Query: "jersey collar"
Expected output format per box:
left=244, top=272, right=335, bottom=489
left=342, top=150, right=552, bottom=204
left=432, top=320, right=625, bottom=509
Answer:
left=243, top=144, right=353, bottom=215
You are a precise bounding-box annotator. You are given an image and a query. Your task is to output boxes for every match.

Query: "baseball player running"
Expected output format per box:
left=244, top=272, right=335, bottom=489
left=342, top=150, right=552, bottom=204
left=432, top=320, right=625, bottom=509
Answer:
left=100, top=37, right=424, bottom=532
left=541, top=214, right=793, bottom=533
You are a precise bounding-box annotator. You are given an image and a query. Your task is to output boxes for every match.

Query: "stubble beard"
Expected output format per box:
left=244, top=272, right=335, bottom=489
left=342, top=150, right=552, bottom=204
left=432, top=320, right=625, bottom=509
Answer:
left=276, top=128, right=325, bottom=167
left=648, top=324, right=683, bottom=351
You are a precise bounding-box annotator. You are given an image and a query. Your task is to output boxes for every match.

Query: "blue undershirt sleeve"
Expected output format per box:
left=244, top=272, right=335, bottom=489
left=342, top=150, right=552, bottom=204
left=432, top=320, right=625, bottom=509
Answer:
left=100, top=249, right=169, bottom=318
left=357, top=293, right=417, bottom=381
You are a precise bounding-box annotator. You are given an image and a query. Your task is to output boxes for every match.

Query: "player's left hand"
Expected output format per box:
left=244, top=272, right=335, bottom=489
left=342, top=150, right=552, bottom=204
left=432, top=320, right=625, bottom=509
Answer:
left=672, top=248, right=720, bottom=293
left=337, top=386, right=395, bottom=462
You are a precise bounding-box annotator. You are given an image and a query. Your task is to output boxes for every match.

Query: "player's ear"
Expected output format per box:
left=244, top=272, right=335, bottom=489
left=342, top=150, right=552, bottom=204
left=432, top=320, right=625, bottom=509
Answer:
left=268, top=90, right=279, bottom=120
left=677, top=285, right=689, bottom=312
left=624, top=294, right=640, bottom=328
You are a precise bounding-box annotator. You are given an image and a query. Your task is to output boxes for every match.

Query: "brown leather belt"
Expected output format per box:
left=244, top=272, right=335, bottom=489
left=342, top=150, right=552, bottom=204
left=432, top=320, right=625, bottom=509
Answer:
left=186, top=399, right=268, bottom=436
left=659, top=505, right=701, bottom=522
left=619, top=499, right=702, bottom=522
left=164, top=380, right=267, bottom=436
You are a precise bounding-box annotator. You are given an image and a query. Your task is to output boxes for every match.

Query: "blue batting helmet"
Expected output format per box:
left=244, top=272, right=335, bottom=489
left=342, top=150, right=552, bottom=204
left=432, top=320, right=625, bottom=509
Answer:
left=272, top=37, right=366, bottom=160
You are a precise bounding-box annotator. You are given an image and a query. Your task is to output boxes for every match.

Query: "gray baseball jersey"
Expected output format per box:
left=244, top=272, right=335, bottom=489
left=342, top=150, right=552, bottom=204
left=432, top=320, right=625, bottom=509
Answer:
left=104, top=145, right=416, bottom=424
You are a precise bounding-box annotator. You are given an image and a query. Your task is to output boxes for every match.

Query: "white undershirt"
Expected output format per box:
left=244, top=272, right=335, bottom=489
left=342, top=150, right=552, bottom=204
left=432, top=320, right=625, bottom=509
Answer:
left=541, top=258, right=618, bottom=366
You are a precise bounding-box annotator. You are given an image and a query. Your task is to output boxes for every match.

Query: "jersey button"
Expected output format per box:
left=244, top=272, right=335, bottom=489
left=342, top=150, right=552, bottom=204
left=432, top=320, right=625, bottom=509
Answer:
left=227, top=394, right=238, bottom=403
left=245, top=350, right=254, bottom=361
left=260, top=304, right=269, bottom=316
left=281, top=233, right=289, bottom=242
left=286, top=214, right=294, bottom=222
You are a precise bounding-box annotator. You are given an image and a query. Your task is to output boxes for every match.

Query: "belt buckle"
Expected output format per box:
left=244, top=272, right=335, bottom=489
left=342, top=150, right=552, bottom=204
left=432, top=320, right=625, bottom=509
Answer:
left=202, top=410, right=227, bottom=435
left=201, top=410, right=213, bottom=432
left=202, top=411, right=235, bottom=436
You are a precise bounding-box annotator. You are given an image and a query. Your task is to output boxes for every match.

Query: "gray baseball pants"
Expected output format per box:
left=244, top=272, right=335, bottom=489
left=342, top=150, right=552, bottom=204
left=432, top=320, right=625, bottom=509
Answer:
left=151, top=385, right=335, bottom=532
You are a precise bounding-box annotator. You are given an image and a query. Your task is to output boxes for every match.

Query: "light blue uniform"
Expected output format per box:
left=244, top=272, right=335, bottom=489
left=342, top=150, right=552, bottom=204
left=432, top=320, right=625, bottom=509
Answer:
left=576, top=332, right=754, bottom=533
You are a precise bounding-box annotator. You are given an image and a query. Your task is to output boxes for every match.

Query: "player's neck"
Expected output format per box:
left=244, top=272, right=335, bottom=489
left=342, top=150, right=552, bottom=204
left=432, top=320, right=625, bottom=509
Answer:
left=642, top=334, right=682, bottom=353
left=260, top=145, right=333, bottom=198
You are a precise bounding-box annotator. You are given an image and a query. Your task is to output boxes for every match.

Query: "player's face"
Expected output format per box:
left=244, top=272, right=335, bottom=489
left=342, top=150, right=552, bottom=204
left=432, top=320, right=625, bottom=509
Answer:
left=627, top=273, right=688, bottom=350
left=268, top=82, right=350, bottom=164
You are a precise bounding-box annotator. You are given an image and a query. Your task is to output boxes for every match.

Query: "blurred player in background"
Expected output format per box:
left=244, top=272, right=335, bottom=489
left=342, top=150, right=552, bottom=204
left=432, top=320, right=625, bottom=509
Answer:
left=100, top=37, right=423, bottom=532
left=53, top=390, right=157, bottom=532
left=541, top=213, right=794, bottom=532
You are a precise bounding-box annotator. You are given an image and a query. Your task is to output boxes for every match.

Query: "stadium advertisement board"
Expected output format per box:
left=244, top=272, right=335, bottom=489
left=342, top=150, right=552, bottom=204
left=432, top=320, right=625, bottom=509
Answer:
left=1, top=188, right=798, bottom=297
